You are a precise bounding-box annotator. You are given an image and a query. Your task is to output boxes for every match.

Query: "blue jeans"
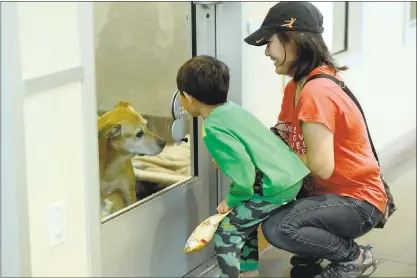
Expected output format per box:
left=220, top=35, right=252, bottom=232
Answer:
left=261, top=194, right=383, bottom=263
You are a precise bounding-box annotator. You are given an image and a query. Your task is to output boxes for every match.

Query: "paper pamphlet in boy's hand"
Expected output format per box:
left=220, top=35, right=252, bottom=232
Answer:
left=184, top=212, right=231, bottom=253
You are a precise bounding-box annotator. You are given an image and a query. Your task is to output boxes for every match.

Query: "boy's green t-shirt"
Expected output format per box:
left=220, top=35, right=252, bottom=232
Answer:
left=203, top=101, right=310, bottom=208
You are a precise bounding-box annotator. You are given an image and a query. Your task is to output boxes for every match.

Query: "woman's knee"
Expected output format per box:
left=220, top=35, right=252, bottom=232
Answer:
left=261, top=209, right=295, bottom=249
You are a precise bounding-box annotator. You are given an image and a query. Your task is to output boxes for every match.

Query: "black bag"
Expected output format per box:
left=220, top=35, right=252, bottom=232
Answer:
left=271, top=74, right=397, bottom=229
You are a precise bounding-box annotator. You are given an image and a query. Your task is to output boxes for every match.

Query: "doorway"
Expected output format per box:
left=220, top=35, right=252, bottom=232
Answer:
left=91, top=2, right=219, bottom=277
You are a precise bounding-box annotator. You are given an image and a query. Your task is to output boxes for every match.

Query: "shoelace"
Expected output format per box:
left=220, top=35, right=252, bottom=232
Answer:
left=319, top=244, right=374, bottom=278
left=360, top=244, right=373, bottom=252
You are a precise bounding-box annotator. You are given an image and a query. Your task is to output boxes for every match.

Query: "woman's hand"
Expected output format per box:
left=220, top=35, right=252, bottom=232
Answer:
left=217, top=200, right=231, bottom=214
left=273, top=121, right=289, bottom=142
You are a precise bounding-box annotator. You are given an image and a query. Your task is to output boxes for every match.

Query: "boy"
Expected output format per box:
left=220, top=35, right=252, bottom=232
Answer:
left=177, top=55, right=310, bottom=278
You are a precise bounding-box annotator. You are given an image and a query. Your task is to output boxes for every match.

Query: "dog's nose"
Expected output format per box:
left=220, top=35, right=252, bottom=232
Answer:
left=157, top=139, right=166, bottom=148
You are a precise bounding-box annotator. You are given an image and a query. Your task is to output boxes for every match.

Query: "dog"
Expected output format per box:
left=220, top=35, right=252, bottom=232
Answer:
left=98, top=101, right=166, bottom=213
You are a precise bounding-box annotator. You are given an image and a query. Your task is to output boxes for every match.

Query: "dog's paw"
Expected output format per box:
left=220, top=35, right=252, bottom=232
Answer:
left=101, top=198, right=114, bottom=217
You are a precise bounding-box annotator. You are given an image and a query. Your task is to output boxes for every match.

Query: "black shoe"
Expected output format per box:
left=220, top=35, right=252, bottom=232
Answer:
left=290, top=255, right=323, bottom=266
left=290, top=264, right=323, bottom=278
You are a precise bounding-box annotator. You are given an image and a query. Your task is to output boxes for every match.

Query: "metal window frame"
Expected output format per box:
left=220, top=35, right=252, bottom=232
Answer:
left=331, top=1, right=349, bottom=55
left=333, top=2, right=365, bottom=69
left=94, top=2, right=218, bottom=224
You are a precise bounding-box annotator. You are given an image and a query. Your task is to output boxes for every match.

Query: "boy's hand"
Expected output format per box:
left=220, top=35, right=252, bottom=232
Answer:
left=217, top=200, right=231, bottom=214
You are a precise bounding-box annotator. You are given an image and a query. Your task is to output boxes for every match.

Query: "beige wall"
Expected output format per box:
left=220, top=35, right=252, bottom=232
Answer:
left=339, top=2, right=416, bottom=150
left=17, top=2, right=91, bottom=276
left=93, top=2, right=191, bottom=117
left=241, top=2, right=286, bottom=128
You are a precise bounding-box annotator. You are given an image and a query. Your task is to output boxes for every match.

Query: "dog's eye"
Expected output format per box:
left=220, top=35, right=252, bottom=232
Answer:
left=136, top=130, right=144, bottom=138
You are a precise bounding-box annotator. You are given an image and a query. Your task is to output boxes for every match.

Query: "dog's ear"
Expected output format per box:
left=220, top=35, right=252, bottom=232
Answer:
left=98, top=123, right=122, bottom=139
left=107, top=124, right=122, bottom=139
left=116, top=101, right=135, bottom=112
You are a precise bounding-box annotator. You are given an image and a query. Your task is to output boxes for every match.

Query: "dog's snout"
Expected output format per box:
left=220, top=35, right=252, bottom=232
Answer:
left=157, top=139, right=166, bottom=148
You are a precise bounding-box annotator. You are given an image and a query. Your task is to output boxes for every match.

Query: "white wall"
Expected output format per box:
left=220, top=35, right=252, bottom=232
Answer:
left=241, top=2, right=286, bottom=128
left=340, top=2, right=416, bottom=151
left=12, top=3, right=98, bottom=276
left=1, top=3, right=32, bottom=277
left=240, top=1, right=416, bottom=154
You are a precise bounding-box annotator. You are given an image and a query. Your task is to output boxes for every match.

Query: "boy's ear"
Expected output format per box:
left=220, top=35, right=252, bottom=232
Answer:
left=182, top=92, right=195, bottom=104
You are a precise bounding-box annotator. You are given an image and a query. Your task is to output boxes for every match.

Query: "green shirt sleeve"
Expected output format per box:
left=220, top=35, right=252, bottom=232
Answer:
left=203, top=126, right=255, bottom=208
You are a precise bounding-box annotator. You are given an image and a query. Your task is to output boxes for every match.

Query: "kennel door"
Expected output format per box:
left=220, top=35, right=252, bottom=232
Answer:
left=95, top=2, right=219, bottom=277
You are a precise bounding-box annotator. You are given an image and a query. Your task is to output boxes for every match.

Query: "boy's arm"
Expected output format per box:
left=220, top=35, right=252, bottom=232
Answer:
left=204, top=127, right=255, bottom=208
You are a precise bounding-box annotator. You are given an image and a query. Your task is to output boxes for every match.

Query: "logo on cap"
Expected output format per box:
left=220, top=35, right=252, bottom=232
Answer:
left=281, top=17, right=296, bottom=28
left=254, top=9, right=272, bottom=45
left=255, top=37, right=265, bottom=44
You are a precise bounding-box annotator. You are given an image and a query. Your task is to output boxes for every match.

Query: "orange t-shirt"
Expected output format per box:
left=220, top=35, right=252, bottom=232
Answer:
left=278, top=66, right=387, bottom=213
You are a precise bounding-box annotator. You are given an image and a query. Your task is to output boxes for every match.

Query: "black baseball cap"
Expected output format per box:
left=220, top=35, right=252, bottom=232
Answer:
left=244, top=1, right=324, bottom=46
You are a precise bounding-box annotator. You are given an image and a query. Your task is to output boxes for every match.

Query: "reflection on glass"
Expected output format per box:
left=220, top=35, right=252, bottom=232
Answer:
left=93, top=2, right=192, bottom=219
left=331, top=2, right=347, bottom=54
left=411, top=1, right=416, bottom=21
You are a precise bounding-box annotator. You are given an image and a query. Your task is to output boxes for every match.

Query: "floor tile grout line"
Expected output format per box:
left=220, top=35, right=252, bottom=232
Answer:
left=377, top=257, right=417, bottom=266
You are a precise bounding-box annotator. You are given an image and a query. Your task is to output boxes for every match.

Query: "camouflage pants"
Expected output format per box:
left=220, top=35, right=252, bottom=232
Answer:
left=214, top=199, right=283, bottom=278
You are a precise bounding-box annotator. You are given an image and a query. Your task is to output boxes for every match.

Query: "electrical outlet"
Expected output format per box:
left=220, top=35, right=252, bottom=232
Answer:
left=47, top=201, right=67, bottom=248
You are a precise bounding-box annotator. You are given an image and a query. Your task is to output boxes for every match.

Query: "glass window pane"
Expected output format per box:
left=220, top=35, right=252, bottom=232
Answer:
left=314, top=2, right=348, bottom=54
left=93, top=2, right=193, bottom=219
left=331, top=2, right=348, bottom=54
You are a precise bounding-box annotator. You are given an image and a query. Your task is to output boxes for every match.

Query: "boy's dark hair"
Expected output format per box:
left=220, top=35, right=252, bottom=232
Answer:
left=277, top=31, right=348, bottom=82
left=176, top=55, right=230, bottom=105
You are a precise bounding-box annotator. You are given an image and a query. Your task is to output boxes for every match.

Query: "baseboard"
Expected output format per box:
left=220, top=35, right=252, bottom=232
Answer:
left=183, top=256, right=218, bottom=278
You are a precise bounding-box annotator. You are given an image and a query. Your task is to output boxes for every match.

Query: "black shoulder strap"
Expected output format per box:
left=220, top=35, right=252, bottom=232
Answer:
left=301, top=74, right=380, bottom=165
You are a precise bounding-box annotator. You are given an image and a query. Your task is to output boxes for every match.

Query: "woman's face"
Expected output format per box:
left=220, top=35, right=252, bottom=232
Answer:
left=265, top=33, right=296, bottom=76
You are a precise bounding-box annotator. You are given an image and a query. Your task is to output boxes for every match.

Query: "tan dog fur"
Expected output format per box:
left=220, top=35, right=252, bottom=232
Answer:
left=98, top=101, right=166, bottom=213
